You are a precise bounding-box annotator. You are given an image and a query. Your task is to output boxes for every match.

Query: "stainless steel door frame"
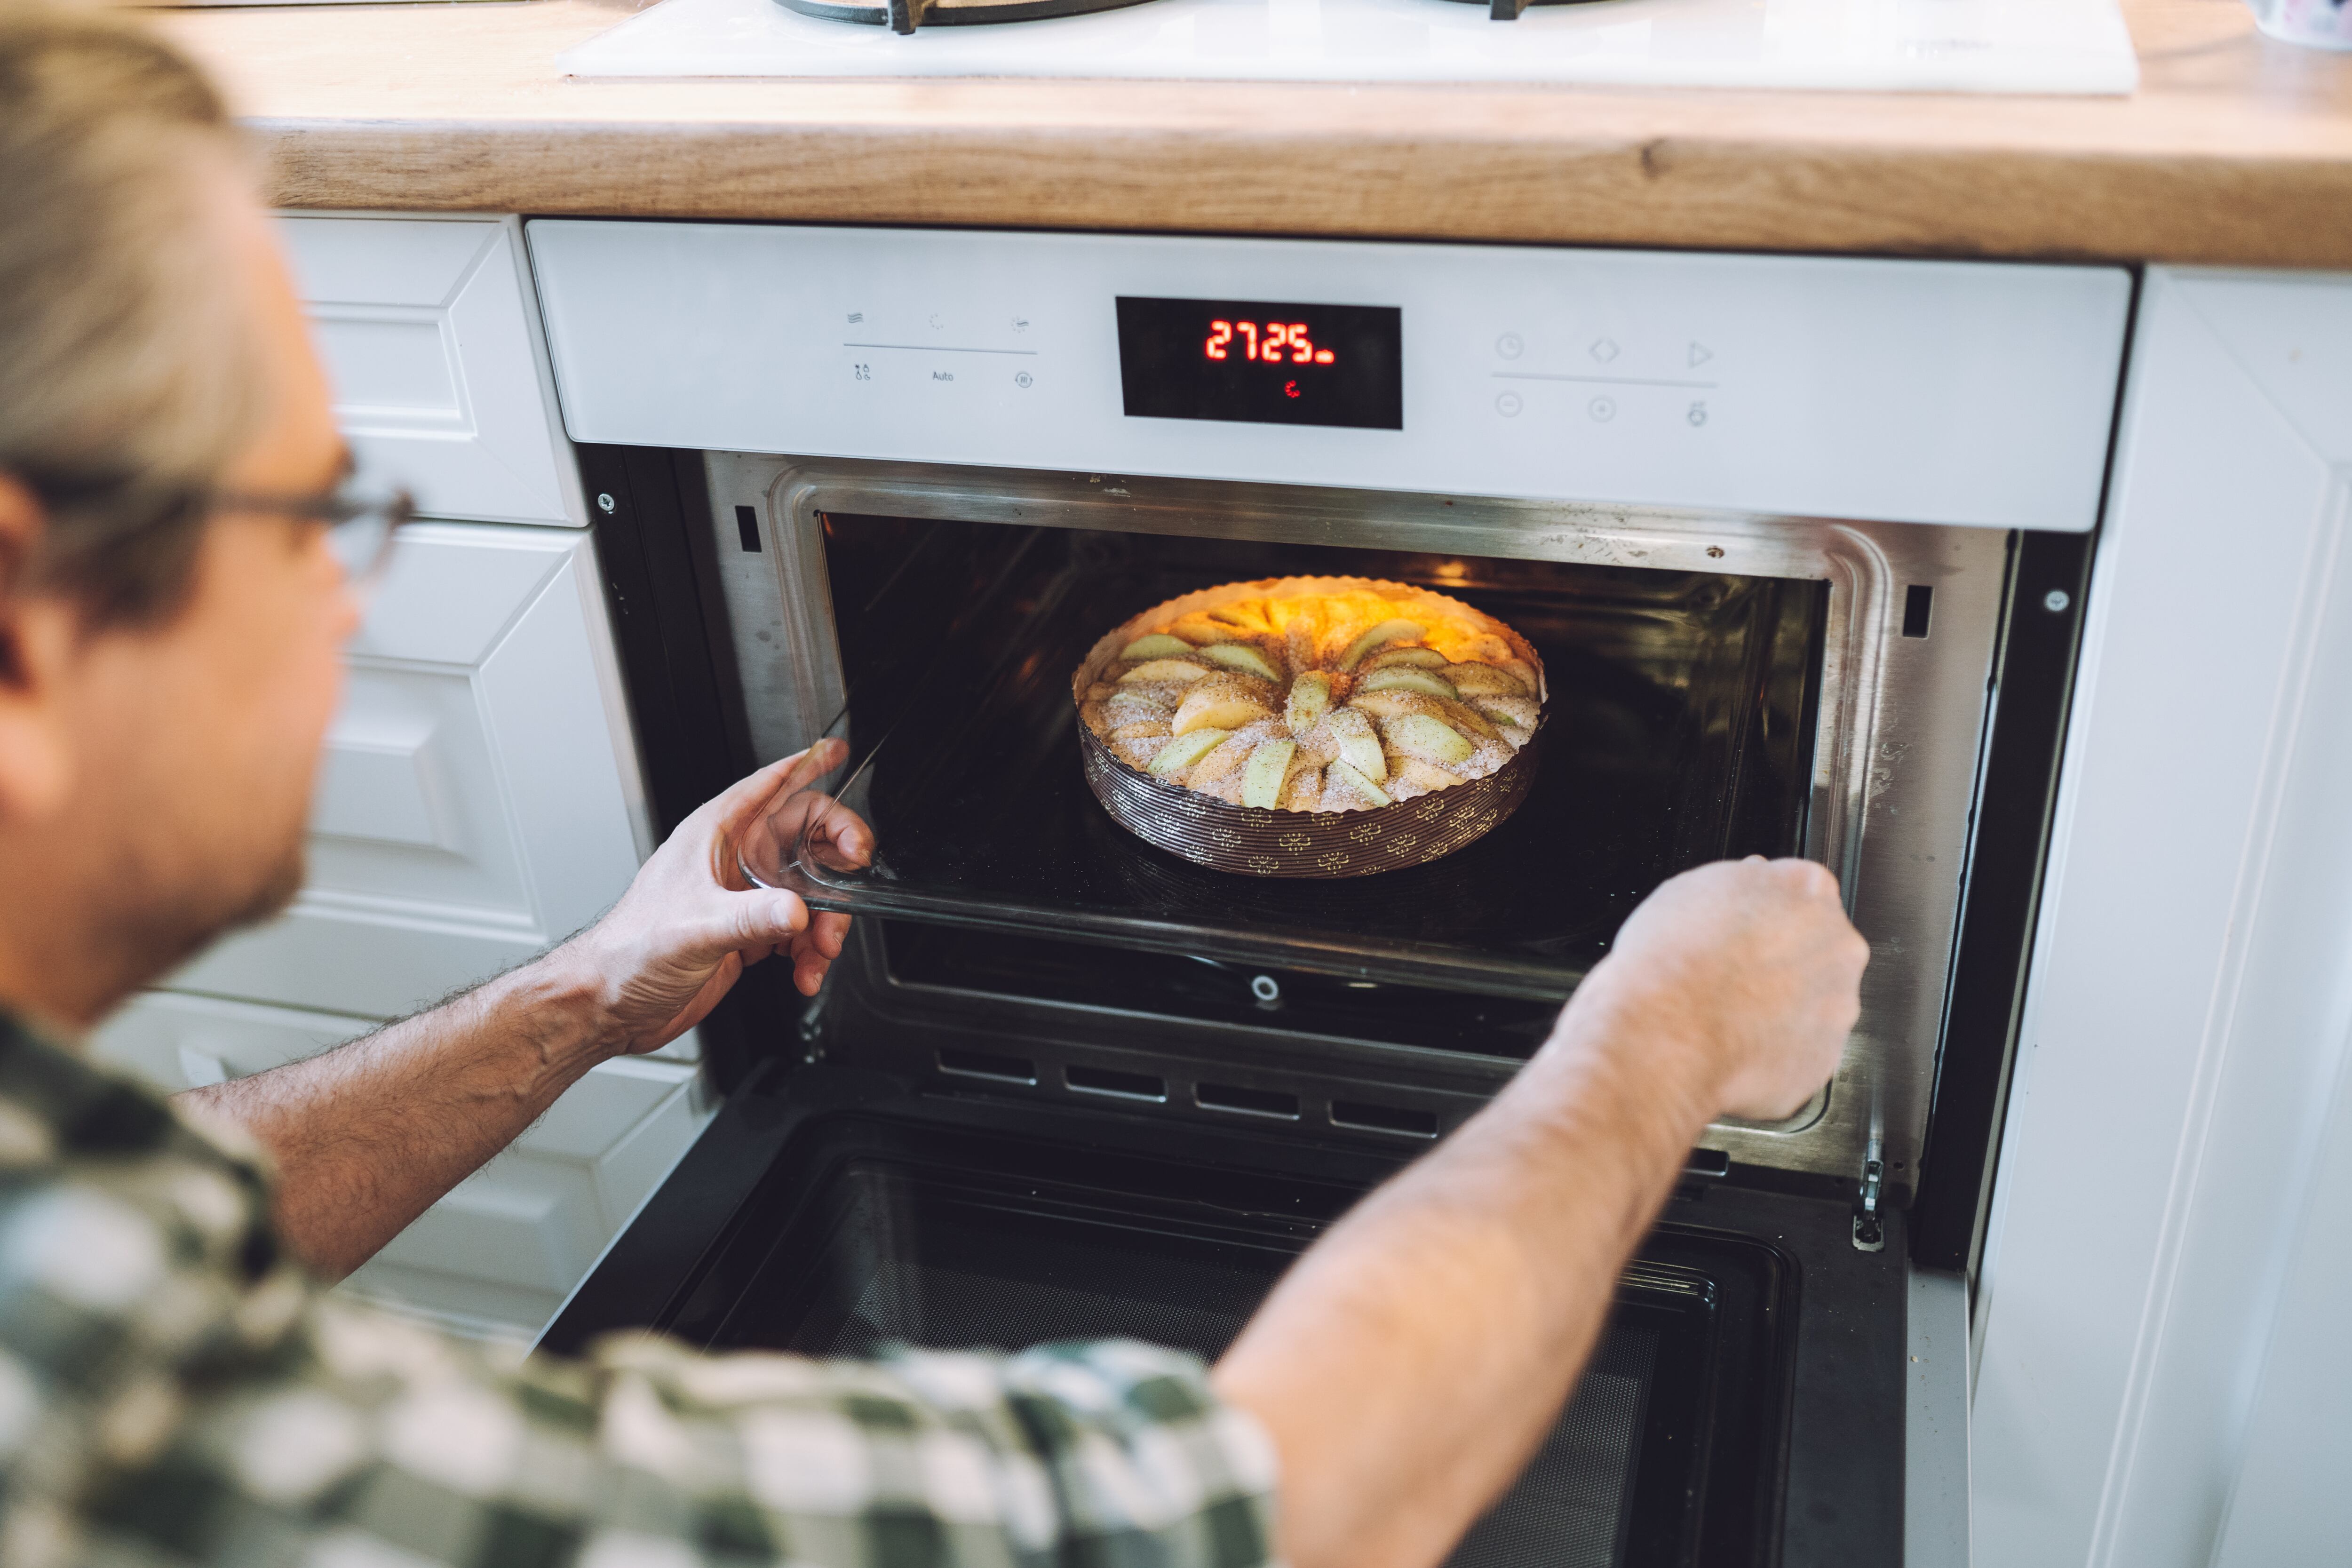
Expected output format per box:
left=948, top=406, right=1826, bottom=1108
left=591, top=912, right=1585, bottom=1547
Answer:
left=698, top=450, right=2008, bottom=1189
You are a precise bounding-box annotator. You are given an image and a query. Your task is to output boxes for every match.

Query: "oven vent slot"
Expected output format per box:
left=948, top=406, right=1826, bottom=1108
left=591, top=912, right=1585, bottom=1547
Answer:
left=1065, top=1064, right=1168, bottom=1102
left=1330, top=1100, right=1441, bottom=1138
left=937, top=1048, right=1036, bottom=1086
left=1902, top=583, right=1933, bottom=638
left=1194, top=1082, right=1301, bottom=1120
left=734, top=505, right=763, bottom=553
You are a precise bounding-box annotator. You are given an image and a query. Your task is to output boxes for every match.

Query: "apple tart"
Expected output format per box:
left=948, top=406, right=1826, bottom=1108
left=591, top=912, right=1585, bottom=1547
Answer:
left=1073, top=577, right=1548, bottom=877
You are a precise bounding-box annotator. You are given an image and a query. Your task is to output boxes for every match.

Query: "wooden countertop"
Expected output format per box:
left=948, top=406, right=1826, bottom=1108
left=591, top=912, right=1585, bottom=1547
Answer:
left=161, top=0, right=2352, bottom=267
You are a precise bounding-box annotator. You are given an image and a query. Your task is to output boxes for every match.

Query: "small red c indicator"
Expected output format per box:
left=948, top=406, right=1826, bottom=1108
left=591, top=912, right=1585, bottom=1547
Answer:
left=1285, top=380, right=1301, bottom=398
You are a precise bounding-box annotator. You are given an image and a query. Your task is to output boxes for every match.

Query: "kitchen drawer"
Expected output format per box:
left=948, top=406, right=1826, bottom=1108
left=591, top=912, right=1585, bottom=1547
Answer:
left=279, top=214, right=580, bottom=527
left=91, top=992, right=713, bottom=1342
left=167, top=523, right=649, bottom=1020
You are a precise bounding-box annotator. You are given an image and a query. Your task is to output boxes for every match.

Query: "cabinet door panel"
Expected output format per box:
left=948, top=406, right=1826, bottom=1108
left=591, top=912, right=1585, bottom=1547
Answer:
left=279, top=215, right=578, bottom=528
left=168, top=525, right=644, bottom=1019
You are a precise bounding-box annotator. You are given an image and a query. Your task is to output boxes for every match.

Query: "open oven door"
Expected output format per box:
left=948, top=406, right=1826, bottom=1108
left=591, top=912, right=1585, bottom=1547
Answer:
left=551, top=444, right=2092, bottom=1568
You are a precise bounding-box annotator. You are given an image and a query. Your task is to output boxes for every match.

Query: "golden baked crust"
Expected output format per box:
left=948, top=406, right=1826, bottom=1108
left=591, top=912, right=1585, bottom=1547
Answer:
left=1074, top=577, right=1547, bottom=813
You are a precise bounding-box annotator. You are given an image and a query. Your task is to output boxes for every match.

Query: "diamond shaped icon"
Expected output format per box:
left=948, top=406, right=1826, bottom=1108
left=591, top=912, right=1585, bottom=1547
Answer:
left=1590, top=338, right=1620, bottom=363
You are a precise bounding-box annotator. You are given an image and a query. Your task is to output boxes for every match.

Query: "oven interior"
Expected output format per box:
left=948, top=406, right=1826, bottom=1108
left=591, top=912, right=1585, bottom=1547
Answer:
left=659, top=1111, right=1794, bottom=1568
left=777, top=513, right=1830, bottom=1006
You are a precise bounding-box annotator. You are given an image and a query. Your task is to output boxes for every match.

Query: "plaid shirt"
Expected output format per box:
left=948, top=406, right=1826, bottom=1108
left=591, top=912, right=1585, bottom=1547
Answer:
left=0, top=1013, right=1279, bottom=1568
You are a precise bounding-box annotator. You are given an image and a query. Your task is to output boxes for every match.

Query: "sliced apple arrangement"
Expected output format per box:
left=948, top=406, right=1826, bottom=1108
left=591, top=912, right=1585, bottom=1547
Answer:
left=1076, top=578, right=1545, bottom=813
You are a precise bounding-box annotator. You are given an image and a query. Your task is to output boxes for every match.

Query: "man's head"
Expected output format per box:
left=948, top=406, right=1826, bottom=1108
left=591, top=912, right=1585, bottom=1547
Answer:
left=0, top=7, right=357, bottom=1031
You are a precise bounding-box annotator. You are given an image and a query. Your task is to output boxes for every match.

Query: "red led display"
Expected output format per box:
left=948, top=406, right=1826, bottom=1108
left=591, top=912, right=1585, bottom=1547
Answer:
left=1204, top=321, right=1339, bottom=366
left=1117, top=296, right=1402, bottom=430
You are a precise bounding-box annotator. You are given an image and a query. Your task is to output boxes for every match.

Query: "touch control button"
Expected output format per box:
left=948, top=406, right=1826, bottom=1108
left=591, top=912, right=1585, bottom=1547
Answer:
left=1589, top=396, right=1617, bottom=422
left=1496, top=391, right=1524, bottom=417
left=1015, top=371, right=1034, bottom=389
left=1495, top=333, right=1524, bottom=360
left=1590, top=338, right=1620, bottom=363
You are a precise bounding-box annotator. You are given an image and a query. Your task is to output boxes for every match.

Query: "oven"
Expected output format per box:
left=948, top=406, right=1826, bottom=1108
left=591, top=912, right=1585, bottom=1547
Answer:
left=525, top=221, right=2132, bottom=1565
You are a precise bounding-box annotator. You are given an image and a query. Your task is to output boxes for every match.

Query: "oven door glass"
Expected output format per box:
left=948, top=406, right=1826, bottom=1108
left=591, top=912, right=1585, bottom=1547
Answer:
left=666, top=1114, right=1790, bottom=1568
left=748, top=517, right=1825, bottom=999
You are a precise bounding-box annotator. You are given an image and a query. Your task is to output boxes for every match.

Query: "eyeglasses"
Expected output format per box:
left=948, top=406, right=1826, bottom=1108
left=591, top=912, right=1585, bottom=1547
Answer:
left=212, top=479, right=416, bottom=593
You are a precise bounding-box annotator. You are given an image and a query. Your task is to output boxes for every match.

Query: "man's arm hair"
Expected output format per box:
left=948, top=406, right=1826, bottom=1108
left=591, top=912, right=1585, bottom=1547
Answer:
left=176, top=955, right=622, bottom=1278
left=177, top=746, right=868, bottom=1280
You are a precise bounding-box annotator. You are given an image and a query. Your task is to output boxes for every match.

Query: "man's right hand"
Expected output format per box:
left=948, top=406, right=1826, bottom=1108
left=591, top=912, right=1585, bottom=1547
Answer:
left=1567, top=855, right=1867, bottom=1122
left=1215, top=856, right=1867, bottom=1568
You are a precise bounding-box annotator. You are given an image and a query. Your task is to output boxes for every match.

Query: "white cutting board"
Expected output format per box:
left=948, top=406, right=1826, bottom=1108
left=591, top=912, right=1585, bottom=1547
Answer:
left=560, top=0, right=2139, bottom=92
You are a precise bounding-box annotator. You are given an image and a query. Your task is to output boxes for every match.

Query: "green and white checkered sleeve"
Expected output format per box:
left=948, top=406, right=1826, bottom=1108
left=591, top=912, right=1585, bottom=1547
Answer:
left=0, top=1173, right=1279, bottom=1568
left=0, top=1026, right=1279, bottom=1568
left=576, top=1331, right=1282, bottom=1568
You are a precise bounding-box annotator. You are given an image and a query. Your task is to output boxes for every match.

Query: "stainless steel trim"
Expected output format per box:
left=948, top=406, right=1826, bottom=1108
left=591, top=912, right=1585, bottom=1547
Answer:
left=700, top=451, right=2007, bottom=1185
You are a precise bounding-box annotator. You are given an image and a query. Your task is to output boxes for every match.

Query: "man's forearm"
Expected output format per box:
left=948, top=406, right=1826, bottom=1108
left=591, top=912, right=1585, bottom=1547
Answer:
left=1212, top=992, right=1713, bottom=1568
left=177, top=953, right=622, bottom=1279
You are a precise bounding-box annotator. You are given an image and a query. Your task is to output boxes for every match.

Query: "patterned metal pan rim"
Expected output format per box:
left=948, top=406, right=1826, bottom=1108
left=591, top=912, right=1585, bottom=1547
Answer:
left=1080, top=718, right=1544, bottom=878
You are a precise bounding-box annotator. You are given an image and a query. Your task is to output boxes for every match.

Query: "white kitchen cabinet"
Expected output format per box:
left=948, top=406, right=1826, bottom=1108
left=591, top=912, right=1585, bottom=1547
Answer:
left=168, top=523, right=649, bottom=1019
left=95, top=210, right=699, bottom=1343
left=1972, top=268, right=2352, bottom=1568
left=90, top=991, right=712, bottom=1344
left=278, top=215, right=583, bottom=528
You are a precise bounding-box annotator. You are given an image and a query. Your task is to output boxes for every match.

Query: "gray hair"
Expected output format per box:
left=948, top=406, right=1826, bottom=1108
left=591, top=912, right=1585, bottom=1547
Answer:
left=0, top=4, right=267, bottom=623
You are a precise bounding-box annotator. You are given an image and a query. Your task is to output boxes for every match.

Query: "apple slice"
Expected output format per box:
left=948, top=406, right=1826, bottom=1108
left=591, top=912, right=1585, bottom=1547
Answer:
left=1327, top=707, right=1389, bottom=782
left=1120, top=658, right=1210, bottom=684
left=1105, top=689, right=1174, bottom=727
left=1197, top=642, right=1283, bottom=681
left=1280, top=763, right=1322, bottom=812
left=1147, top=728, right=1231, bottom=778
left=1285, top=671, right=1333, bottom=733
left=1385, top=712, right=1476, bottom=767
left=1241, top=740, right=1298, bottom=809
left=1119, top=633, right=1194, bottom=661
left=1359, top=667, right=1461, bottom=701
left=1444, top=662, right=1523, bottom=698
left=1396, top=757, right=1462, bottom=791
left=1188, top=732, right=1259, bottom=792
left=1346, top=689, right=1415, bottom=721
left=1337, top=618, right=1428, bottom=670
left=1472, top=694, right=1540, bottom=731
left=1440, top=700, right=1499, bottom=741
left=1173, top=684, right=1276, bottom=736
left=1362, top=646, right=1450, bottom=672
left=1327, top=758, right=1393, bottom=809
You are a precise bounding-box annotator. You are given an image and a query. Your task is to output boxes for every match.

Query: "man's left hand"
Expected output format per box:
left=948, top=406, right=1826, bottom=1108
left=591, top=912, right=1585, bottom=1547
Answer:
left=563, top=740, right=872, bottom=1055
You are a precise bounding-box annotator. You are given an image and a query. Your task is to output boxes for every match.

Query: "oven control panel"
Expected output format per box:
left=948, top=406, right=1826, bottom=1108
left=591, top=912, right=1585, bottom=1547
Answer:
left=530, top=222, right=2130, bottom=533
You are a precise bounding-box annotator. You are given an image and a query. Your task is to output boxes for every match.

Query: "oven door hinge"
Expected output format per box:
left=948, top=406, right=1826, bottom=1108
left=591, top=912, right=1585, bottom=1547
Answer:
left=1852, top=1131, right=1886, bottom=1252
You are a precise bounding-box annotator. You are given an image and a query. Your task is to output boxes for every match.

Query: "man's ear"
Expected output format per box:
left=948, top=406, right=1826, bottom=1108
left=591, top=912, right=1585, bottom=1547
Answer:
left=0, top=476, right=75, bottom=822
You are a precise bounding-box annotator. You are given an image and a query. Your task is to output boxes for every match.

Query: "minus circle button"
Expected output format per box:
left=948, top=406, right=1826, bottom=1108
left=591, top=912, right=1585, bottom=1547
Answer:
left=1496, top=391, right=1524, bottom=417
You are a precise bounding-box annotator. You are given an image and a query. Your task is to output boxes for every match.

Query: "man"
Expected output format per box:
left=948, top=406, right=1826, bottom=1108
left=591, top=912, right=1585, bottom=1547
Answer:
left=0, top=9, right=1867, bottom=1568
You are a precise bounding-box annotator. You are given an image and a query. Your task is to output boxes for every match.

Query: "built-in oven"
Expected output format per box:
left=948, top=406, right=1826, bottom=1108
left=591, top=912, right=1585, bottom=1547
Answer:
left=526, top=222, right=2133, bottom=1565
